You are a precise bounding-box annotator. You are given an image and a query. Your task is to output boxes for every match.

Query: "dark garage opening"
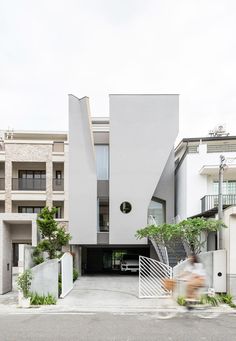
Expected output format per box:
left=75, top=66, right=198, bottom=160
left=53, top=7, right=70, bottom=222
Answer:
left=82, top=246, right=150, bottom=275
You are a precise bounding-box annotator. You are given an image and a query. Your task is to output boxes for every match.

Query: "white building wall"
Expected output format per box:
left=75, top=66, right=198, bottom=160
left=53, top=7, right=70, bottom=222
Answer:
left=109, top=94, right=179, bottom=244
left=222, top=206, right=236, bottom=296
left=68, top=95, right=97, bottom=244
left=176, top=143, right=236, bottom=218
left=175, top=157, right=187, bottom=220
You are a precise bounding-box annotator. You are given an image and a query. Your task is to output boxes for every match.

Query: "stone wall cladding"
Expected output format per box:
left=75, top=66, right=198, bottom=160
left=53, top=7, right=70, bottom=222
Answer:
left=5, top=143, right=53, bottom=211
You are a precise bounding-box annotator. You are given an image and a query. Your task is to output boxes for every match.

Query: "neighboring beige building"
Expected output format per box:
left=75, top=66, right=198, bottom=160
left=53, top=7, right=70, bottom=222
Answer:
left=0, top=130, right=68, bottom=277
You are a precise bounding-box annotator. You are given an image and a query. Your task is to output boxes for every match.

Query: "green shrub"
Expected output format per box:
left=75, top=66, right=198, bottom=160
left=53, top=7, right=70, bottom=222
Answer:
left=29, top=293, right=56, bottom=305
left=218, top=293, right=236, bottom=308
left=177, top=296, right=186, bottom=306
left=200, top=294, right=219, bottom=306
left=73, top=268, right=79, bottom=282
left=32, top=247, right=44, bottom=265
left=218, top=293, right=233, bottom=305
left=17, top=270, right=32, bottom=298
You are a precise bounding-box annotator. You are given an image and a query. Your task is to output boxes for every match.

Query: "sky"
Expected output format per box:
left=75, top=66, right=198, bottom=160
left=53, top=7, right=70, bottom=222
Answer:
left=0, top=0, right=236, bottom=141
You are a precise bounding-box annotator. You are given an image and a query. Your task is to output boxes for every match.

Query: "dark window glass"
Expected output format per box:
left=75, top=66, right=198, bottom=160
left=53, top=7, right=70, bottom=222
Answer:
left=120, top=202, right=132, bottom=214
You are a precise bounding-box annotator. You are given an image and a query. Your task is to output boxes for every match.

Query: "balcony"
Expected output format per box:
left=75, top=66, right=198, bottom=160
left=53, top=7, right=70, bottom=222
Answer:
left=201, top=194, right=236, bottom=212
left=53, top=178, right=64, bottom=191
left=12, top=178, right=46, bottom=191
left=0, top=178, right=4, bottom=190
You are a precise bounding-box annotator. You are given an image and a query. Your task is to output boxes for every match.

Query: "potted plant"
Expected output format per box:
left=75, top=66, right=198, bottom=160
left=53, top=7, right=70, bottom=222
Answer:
left=17, top=270, right=32, bottom=308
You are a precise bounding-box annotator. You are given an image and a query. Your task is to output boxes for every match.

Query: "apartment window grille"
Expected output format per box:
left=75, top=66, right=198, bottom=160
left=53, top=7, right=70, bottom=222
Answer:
left=213, top=181, right=236, bottom=195
left=187, top=146, right=198, bottom=153
left=18, top=206, right=44, bottom=214
left=207, top=144, right=236, bottom=153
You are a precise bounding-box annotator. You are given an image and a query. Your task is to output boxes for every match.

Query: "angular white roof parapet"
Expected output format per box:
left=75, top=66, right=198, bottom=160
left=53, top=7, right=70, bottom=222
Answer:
left=68, top=95, right=97, bottom=244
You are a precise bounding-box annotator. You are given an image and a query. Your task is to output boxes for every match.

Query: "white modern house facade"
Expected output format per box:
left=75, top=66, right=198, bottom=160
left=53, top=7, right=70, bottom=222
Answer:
left=69, top=94, right=179, bottom=274
left=0, top=93, right=179, bottom=291
left=175, top=134, right=236, bottom=295
left=175, top=135, right=236, bottom=220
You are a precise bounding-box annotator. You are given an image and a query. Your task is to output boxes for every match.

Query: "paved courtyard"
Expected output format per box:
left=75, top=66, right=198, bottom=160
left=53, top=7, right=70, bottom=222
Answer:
left=57, top=275, right=170, bottom=312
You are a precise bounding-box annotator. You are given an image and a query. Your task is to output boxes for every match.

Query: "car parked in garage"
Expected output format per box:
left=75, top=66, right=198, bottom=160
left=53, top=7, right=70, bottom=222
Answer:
left=120, top=254, right=139, bottom=273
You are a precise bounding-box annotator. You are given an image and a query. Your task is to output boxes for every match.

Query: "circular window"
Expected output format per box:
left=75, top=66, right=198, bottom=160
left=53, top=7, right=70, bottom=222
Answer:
left=120, top=202, right=132, bottom=214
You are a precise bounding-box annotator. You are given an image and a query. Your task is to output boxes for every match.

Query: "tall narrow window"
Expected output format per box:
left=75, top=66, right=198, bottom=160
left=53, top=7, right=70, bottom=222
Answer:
left=95, top=145, right=109, bottom=180
left=148, top=198, right=165, bottom=225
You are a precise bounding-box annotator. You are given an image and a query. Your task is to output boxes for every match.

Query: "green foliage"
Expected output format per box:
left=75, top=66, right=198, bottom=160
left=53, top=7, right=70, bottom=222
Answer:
left=32, top=247, right=44, bottom=265
left=136, top=217, right=226, bottom=255
left=17, top=270, right=32, bottom=298
left=36, top=207, right=71, bottom=260
left=29, top=293, right=56, bottom=305
left=177, top=296, right=186, bottom=306
left=73, top=268, right=79, bottom=282
left=200, top=294, right=219, bottom=306
left=178, top=218, right=225, bottom=254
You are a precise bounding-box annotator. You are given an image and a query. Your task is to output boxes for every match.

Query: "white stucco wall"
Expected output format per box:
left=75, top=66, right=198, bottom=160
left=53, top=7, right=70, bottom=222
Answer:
left=69, top=95, right=97, bottom=244
left=30, top=259, right=59, bottom=298
left=222, top=206, right=236, bottom=296
left=176, top=144, right=236, bottom=219
left=109, top=94, right=179, bottom=244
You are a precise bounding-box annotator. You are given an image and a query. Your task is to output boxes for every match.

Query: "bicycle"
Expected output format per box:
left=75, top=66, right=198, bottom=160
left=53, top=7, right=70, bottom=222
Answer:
left=154, top=279, right=221, bottom=319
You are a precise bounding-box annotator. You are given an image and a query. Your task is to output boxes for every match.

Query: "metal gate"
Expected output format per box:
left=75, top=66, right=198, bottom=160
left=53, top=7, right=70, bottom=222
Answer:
left=139, top=256, right=172, bottom=298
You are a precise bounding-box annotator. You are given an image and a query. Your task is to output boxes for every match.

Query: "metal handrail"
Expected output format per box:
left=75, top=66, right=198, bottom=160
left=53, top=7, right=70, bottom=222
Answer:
left=201, top=194, right=236, bottom=212
left=53, top=178, right=64, bottom=191
left=148, top=215, right=169, bottom=266
left=12, top=178, right=46, bottom=191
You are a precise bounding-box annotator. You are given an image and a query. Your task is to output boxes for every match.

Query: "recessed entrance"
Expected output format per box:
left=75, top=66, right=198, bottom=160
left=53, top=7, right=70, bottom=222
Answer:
left=82, top=247, right=149, bottom=275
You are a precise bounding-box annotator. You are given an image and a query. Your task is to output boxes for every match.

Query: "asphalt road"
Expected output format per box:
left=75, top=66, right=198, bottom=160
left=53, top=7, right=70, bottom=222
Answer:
left=0, top=312, right=236, bottom=341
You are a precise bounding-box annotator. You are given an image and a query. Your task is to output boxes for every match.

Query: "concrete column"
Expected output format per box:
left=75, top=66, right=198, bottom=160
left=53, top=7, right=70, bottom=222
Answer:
left=46, top=161, right=53, bottom=208
left=5, top=160, right=12, bottom=213
left=0, top=221, right=12, bottom=294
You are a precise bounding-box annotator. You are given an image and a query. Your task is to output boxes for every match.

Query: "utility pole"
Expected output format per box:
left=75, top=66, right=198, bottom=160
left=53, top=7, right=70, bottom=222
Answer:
left=217, top=155, right=226, bottom=249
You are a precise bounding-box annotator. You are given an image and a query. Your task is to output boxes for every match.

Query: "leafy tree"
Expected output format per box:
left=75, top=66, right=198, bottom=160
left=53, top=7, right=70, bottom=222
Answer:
left=34, top=207, right=71, bottom=261
left=136, top=217, right=226, bottom=255
left=17, top=270, right=32, bottom=298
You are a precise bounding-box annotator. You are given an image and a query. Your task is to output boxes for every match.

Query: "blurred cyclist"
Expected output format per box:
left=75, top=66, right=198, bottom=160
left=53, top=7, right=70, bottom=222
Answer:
left=180, top=254, right=206, bottom=300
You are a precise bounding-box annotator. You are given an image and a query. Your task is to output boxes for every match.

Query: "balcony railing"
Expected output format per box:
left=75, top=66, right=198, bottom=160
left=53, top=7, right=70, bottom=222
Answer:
left=53, top=178, right=64, bottom=191
left=0, top=178, right=4, bottom=190
left=12, top=178, right=46, bottom=191
left=201, top=194, right=236, bottom=212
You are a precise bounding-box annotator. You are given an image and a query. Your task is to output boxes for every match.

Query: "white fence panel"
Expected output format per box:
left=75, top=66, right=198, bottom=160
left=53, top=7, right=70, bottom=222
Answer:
left=60, top=252, right=73, bottom=298
left=139, top=256, right=172, bottom=298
